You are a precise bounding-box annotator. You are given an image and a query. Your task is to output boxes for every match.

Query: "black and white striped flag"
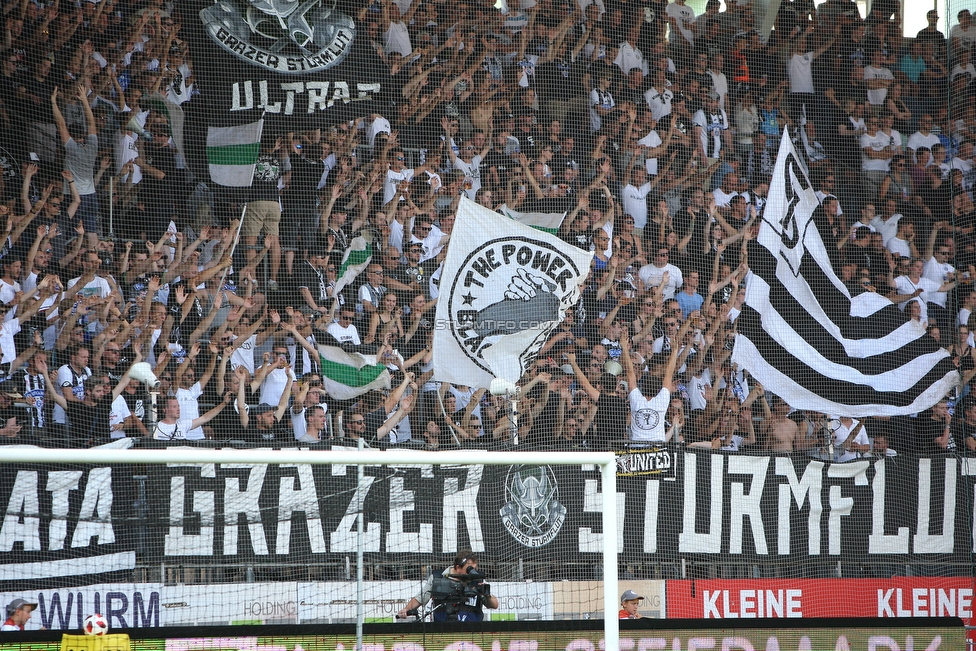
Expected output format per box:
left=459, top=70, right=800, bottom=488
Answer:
left=731, top=130, right=957, bottom=417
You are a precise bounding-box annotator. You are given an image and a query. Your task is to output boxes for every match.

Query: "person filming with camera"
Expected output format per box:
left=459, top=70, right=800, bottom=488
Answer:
left=396, top=550, right=499, bottom=622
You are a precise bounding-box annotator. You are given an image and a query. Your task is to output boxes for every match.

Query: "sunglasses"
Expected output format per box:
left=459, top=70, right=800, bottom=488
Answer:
left=349, top=418, right=365, bottom=424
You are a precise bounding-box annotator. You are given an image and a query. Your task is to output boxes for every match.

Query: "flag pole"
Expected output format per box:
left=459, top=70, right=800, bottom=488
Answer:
left=215, top=202, right=248, bottom=293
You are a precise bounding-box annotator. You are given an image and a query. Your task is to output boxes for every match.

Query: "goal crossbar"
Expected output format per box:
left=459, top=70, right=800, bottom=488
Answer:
left=3, top=446, right=621, bottom=649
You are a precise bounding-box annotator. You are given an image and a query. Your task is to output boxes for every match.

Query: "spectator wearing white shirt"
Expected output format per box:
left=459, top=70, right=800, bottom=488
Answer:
left=907, top=115, right=940, bottom=162
left=860, top=114, right=895, bottom=194
left=885, top=216, right=917, bottom=260
left=327, top=307, right=362, bottom=348
left=173, top=345, right=218, bottom=440
left=665, top=0, right=696, bottom=65
left=923, top=232, right=956, bottom=330
left=863, top=49, right=895, bottom=107
left=692, top=91, right=730, bottom=165
left=613, top=26, right=647, bottom=76
left=891, top=258, right=954, bottom=324
left=638, top=246, right=683, bottom=300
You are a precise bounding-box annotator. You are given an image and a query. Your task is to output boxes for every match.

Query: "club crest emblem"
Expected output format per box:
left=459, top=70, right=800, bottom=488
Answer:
left=499, top=466, right=566, bottom=547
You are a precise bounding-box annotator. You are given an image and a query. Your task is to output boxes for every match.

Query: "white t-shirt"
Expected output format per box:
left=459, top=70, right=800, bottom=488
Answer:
left=863, top=64, right=894, bottom=105
left=260, top=367, right=291, bottom=408
left=637, top=129, right=662, bottom=175
left=613, top=41, right=647, bottom=75
left=666, top=2, right=695, bottom=45
left=230, top=333, right=258, bottom=374
left=638, top=263, right=683, bottom=300
left=327, top=321, right=361, bottom=346
left=176, top=382, right=204, bottom=439
left=453, top=155, right=484, bottom=200
left=67, top=275, right=112, bottom=299
left=688, top=368, right=711, bottom=411
left=621, top=182, right=652, bottom=229
left=383, top=168, right=416, bottom=204
left=0, top=318, right=19, bottom=365
left=886, top=236, right=911, bottom=259
left=589, top=87, right=614, bottom=132
left=383, top=20, right=412, bottom=57
left=907, top=131, right=940, bottom=161
left=153, top=418, right=198, bottom=441
left=788, top=53, right=816, bottom=94
left=109, top=394, right=132, bottom=439
left=829, top=418, right=870, bottom=462
left=894, top=275, right=940, bottom=320
left=644, top=85, right=673, bottom=121
left=869, top=214, right=901, bottom=245
left=923, top=257, right=954, bottom=308
left=860, top=131, right=894, bottom=172
left=629, top=386, right=670, bottom=442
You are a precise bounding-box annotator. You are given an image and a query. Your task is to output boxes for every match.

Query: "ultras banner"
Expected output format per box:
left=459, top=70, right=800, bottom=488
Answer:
left=182, top=1, right=389, bottom=177
left=2, top=452, right=975, bottom=584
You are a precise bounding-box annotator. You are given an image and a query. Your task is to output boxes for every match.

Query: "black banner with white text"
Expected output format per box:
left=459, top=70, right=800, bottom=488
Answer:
left=2, top=452, right=974, bottom=585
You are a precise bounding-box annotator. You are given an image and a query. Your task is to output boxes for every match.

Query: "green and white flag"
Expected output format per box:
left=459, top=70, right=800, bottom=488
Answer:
left=496, top=204, right=566, bottom=234
left=206, top=120, right=264, bottom=187
left=318, top=344, right=391, bottom=401
left=332, top=235, right=373, bottom=295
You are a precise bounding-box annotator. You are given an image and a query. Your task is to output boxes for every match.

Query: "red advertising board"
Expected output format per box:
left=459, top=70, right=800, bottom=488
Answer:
left=668, top=578, right=976, bottom=641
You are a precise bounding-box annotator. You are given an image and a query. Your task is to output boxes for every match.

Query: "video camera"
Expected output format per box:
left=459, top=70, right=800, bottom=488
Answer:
left=428, top=567, right=492, bottom=620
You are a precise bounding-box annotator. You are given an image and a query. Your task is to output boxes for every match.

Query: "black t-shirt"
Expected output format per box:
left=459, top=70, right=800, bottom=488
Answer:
left=140, top=142, right=179, bottom=211
left=250, top=153, right=283, bottom=202
left=296, top=260, right=329, bottom=307
left=484, top=149, right=513, bottom=186
left=364, top=406, right=389, bottom=445
left=592, top=392, right=628, bottom=449
left=16, top=70, right=56, bottom=122
left=240, top=420, right=289, bottom=444
left=392, top=263, right=426, bottom=303
left=915, top=418, right=958, bottom=456
left=66, top=397, right=112, bottom=443
left=286, top=155, right=324, bottom=212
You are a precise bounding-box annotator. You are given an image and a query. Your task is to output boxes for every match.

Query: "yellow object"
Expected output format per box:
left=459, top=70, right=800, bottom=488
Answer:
left=60, top=634, right=131, bottom=651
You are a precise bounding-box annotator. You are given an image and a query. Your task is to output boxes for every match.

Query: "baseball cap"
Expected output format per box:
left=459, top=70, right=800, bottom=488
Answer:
left=620, top=590, right=644, bottom=603
left=707, top=90, right=721, bottom=101
left=7, top=598, right=38, bottom=615
left=250, top=404, right=275, bottom=416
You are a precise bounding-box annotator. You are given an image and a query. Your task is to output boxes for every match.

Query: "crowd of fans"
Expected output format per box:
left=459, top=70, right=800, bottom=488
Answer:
left=0, top=0, right=975, bottom=459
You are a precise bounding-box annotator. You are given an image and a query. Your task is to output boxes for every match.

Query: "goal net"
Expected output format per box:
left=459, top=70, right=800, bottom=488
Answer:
left=0, top=447, right=620, bottom=641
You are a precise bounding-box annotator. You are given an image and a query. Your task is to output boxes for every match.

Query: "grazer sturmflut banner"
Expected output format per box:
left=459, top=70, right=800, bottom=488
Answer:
left=2, top=453, right=975, bottom=584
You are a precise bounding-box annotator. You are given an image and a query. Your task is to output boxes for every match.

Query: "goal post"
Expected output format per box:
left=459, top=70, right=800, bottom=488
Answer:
left=2, top=446, right=620, bottom=650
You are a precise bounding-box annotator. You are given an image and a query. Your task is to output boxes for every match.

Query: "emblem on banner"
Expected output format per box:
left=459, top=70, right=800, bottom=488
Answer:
left=200, top=0, right=356, bottom=74
left=499, top=466, right=566, bottom=548
left=448, top=238, right=582, bottom=375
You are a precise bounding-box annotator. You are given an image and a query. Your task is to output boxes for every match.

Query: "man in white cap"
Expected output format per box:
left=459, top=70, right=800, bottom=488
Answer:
left=2, top=598, right=38, bottom=631
left=618, top=590, right=644, bottom=619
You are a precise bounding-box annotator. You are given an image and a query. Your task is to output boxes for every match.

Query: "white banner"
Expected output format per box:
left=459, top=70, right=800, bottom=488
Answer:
left=433, top=197, right=592, bottom=389
left=3, top=581, right=556, bottom=628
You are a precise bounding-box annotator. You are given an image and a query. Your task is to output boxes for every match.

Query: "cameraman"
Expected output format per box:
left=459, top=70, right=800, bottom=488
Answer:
left=397, top=550, right=499, bottom=622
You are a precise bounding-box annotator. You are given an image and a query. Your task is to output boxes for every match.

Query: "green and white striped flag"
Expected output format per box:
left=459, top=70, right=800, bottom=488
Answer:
left=317, top=344, right=391, bottom=400
left=497, top=204, right=566, bottom=234
left=332, top=235, right=373, bottom=295
left=206, top=120, right=264, bottom=187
